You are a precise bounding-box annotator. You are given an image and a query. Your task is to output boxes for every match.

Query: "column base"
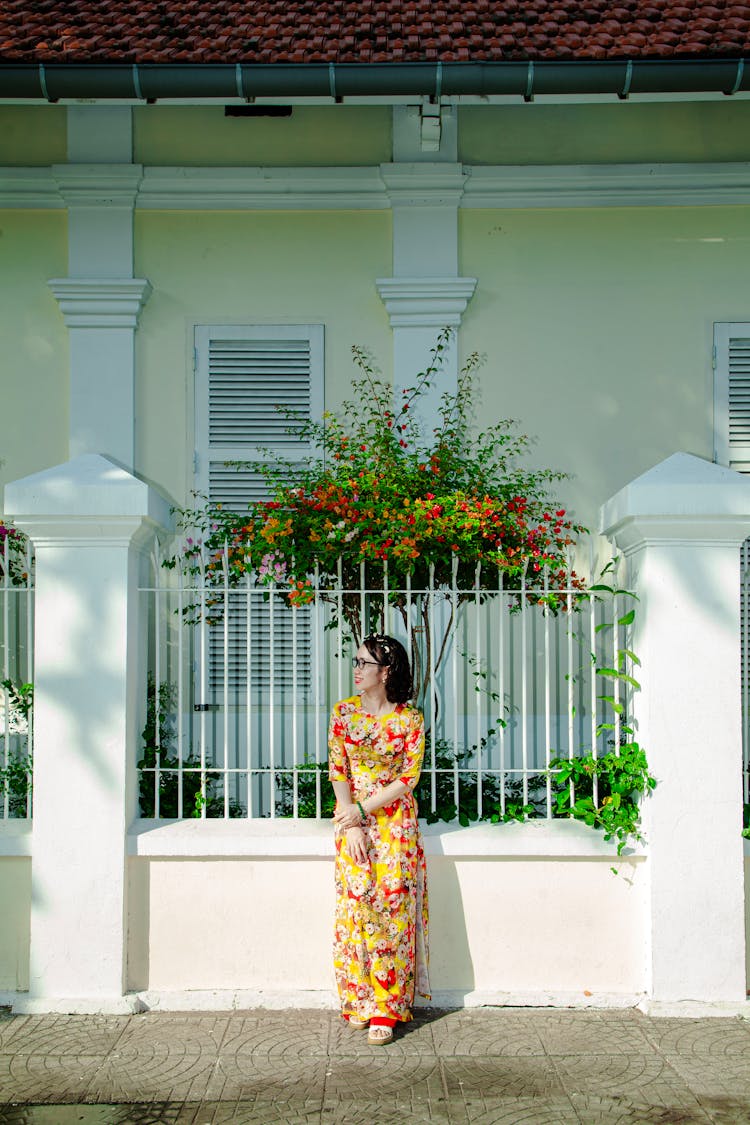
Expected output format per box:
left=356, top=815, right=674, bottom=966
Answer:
left=11, top=993, right=146, bottom=1016
left=639, top=998, right=750, bottom=1018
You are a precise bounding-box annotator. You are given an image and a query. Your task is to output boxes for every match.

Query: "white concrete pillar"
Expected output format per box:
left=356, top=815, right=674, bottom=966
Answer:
left=50, top=108, right=150, bottom=470
left=600, top=452, right=750, bottom=1009
left=4, top=454, right=171, bottom=1013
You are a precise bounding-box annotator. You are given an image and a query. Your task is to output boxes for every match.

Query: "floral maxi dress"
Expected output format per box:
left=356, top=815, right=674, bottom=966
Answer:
left=328, top=696, right=430, bottom=1023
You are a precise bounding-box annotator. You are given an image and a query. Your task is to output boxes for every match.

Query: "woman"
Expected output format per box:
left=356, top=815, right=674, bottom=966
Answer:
left=328, top=633, right=430, bottom=1045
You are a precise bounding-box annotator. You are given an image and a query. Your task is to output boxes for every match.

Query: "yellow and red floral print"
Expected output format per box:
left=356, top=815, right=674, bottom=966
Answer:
left=328, top=696, right=430, bottom=1023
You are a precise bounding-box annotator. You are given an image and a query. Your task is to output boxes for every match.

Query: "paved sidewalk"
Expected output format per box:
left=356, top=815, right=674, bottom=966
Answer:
left=0, top=1006, right=749, bottom=1123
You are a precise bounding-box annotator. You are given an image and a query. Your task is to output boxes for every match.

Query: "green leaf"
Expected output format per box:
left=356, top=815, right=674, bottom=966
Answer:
left=617, top=609, right=635, bottom=626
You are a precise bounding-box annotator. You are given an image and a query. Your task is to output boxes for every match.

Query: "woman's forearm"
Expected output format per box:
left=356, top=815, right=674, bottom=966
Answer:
left=332, top=780, right=354, bottom=808
left=362, top=779, right=410, bottom=814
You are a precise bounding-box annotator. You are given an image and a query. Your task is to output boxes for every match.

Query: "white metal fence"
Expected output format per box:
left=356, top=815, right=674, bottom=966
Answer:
left=139, top=543, right=635, bottom=823
left=0, top=526, right=33, bottom=819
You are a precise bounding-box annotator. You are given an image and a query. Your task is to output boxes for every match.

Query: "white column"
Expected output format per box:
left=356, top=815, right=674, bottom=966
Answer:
left=50, top=107, right=149, bottom=471
left=600, top=452, right=750, bottom=1010
left=48, top=278, right=151, bottom=468
left=376, top=161, right=476, bottom=434
left=4, top=454, right=172, bottom=1013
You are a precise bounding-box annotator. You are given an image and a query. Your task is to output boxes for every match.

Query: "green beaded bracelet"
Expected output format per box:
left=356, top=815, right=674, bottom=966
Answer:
left=356, top=800, right=367, bottom=823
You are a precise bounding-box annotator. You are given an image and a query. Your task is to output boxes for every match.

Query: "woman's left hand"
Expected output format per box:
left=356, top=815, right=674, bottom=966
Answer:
left=333, top=803, right=366, bottom=830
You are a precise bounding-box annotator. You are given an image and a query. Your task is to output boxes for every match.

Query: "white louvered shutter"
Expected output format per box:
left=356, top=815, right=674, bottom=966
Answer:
left=715, top=323, right=750, bottom=803
left=714, top=323, right=750, bottom=472
left=195, top=325, right=324, bottom=694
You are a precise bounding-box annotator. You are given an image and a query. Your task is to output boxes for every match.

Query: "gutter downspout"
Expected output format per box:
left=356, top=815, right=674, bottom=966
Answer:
left=0, top=59, right=748, bottom=102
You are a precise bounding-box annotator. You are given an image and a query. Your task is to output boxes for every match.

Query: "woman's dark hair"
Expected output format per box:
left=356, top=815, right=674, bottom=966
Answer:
left=363, top=634, right=412, bottom=704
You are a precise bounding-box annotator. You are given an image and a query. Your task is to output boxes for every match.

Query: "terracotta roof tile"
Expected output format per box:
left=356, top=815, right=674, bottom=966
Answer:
left=0, top=0, right=748, bottom=63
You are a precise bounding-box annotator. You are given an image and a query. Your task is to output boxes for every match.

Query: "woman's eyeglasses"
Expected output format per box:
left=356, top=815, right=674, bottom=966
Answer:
left=352, top=657, right=385, bottom=670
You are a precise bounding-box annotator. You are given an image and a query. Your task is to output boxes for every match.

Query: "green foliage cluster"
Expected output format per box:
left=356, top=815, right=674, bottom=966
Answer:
left=0, top=679, right=33, bottom=817
left=138, top=676, right=243, bottom=819
left=0, top=522, right=30, bottom=587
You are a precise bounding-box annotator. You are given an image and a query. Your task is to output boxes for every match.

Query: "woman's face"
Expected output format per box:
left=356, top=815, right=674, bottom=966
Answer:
left=354, top=644, right=386, bottom=693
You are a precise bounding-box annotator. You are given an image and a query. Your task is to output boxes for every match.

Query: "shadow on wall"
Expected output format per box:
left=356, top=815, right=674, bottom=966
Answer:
left=426, top=856, right=475, bottom=1003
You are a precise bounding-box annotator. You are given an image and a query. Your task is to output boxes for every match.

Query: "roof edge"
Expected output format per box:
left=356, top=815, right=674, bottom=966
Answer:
left=0, top=59, right=748, bottom=102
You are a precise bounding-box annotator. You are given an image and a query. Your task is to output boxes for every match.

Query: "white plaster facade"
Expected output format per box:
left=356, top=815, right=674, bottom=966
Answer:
left=2, top=96, right=750, bottom=1013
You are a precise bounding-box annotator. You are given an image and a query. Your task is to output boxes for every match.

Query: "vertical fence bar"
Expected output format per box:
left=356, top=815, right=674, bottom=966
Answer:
left=383, top=559, right=389, bottom=636
left=336, top=557, right=343, bottom=703
left=428, top=562, right=437, bottom=816
left=451, top=554, right=459, bottom=813
left=176, top=552, right=185, bottom=819
left=314, top=561, right=322, bottom=818
left=292, top=588, right=299, bottom=819
left=197, top=548, right=208, bottom=818
left=474, top=562, right=483, bottom=819
left=222, top=545, right=230, bottom=818
left=520, top=562, right=529, bottom=806
left=268, top=580, right=276, bottom=819
left=613, top=572, right=622, bottom=758
left=405, top=568, right=413, bottom=682
left=244, top=573, right=252, bottom=817
left=498, top=567, right=506, bottom=818
left=153, top=545, right=162, bottom=819
left=566, top=557, right=575, bottom=810
left=543, top=566, right=552, bottom=819
left=589, top=564, right=598, bottom=807
left=359, top=560, right=366, bottom=642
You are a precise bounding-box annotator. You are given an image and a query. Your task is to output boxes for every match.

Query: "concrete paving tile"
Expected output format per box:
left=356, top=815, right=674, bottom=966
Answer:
left=640, top=1019, right=750, bottom=1057
left=219, top=1011, right=332, bottom=1059
left=201, top=1054, right=328, bottom=1104
left=323, top=1054, right=444, bottom=1102
left=320, top=1094, right=451, bottom=1123
left=0, top=1018, right=30, bottom=1052
left=0, top=1110, right=189, bottom=1125
left=429, top=1011, right=546, bottom=1057
left=83, top=1051, right=218, bottom=1104
left=665, top=1055, right=750, bottom=1099
left=442, top=1055, right=566, bottom=1100
left=450, top=1096, right=580, bottom=1124
left=553, top=1054, right=706, bottom=1108
left=536, top=1015, right=653, bottom=1056
left=0, top=1016, right=126, bottom=1057
left=116, top=1015, right=231, bottom=1054
left=0, top=1054, right=106, bottom=1105
left=566, top=1094, right=713, bottom=1123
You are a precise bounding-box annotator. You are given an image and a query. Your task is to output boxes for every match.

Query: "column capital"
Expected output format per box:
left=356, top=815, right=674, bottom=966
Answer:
left=376, top=276, right=477, bottom=328
left=600, top=452, right=750, bottom=553
left=51, top=163, right=143, bottom=208
left=48, top=278, right=152, bottom=329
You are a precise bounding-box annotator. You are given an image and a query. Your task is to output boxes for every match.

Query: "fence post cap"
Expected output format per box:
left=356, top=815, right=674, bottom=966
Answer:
left=3, top=453, right=173, bottom=530
left=599, top=451, right=750, bottom=542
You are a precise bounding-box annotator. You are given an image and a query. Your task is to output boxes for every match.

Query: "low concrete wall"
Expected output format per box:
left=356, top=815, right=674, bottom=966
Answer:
left=126, top=820, right=648, bottom=1006
left=0, top=853, right=31, bottom=992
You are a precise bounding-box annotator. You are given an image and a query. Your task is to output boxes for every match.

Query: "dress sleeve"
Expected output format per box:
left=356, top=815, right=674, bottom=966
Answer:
left=399, top=708, right=425, bottom=791
left=327, top=702, right=350, bottom=783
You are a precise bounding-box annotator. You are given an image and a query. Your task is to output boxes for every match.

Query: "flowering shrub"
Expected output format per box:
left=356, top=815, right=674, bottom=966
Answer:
left=0, top=522, right=30, bottom=587
left=171, top=330, right=587, bottom=701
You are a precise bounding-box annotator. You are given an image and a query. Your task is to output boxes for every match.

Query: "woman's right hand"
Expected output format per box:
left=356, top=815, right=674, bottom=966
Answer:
left=346, top=826, right=369, bottom=865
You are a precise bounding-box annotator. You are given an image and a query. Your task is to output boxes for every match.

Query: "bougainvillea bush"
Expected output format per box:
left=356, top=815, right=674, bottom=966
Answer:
left=0, top=522, right=30, bottom=587
left=170, top=330, right=587, bottom=701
